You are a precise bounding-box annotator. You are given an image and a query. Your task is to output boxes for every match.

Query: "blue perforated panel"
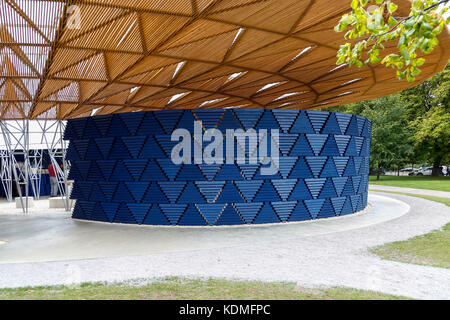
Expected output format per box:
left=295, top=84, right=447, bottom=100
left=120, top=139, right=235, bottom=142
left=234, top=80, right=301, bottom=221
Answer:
left=65, top=109, right=371, bottom=226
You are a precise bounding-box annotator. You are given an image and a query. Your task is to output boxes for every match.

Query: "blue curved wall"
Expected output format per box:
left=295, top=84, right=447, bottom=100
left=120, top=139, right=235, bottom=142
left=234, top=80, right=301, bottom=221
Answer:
left=65, top=109, right=371, bottom=226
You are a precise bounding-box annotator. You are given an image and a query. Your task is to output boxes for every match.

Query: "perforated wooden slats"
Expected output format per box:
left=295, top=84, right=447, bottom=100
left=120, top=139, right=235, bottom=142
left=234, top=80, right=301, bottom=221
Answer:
left=1, top=0, right=449, bottom=119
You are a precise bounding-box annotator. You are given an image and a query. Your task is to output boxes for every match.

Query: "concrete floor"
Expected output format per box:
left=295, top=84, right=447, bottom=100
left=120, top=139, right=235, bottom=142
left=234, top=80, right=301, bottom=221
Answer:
left=1, top=192, right=450, bottom=299
left=0, top=194, right=407, bottom=264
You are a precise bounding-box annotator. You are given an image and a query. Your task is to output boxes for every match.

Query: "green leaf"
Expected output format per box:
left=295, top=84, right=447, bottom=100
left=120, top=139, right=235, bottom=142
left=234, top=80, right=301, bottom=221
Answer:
left=398, top=34, right=406, bottom=47
left=334, top=0, right=447, bottom=82
left=411, top=66, right=421, bottom=77
left=416, top=58, right=425, bottom=66
left=421, top=22, right=433, bottom=32
left=396, top=70, right=405, bottom=79
left=406, top=73, right=415, bottom=82
left=388, top=16, right=398, bottom=27
left=400, top=47, right=410, bottom=59
left=388, top=2, right=398, bottom=14
left=395, top=61, right=404, bottom=69
left=405, top=19, right=415, bottom=29
left=370, top=54, right=381, bottom=63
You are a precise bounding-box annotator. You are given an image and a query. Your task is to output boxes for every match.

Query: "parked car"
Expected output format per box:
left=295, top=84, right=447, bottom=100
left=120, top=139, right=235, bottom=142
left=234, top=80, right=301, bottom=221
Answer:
left=415, top=166, right=433, bottom=176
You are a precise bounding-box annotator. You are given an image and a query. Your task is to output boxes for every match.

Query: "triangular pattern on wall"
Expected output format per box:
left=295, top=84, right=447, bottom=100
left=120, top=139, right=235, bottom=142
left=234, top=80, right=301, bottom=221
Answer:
left=234, top=180, right=263, bottom=202
left=127, top=203, right=151, bottom=224
left=66, top=109, right=371, bottom=226
left=234, top=202, right=264, bottom=224
left=195, top=181, right=226, bottom=203
left=196, top=203, right=227, bottom=225
left=178, top=205, right=207, bottom=226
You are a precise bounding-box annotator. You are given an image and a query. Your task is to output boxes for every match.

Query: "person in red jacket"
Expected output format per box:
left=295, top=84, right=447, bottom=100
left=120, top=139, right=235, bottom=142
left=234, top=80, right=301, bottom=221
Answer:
left=48, top=163, right=58, bottom=197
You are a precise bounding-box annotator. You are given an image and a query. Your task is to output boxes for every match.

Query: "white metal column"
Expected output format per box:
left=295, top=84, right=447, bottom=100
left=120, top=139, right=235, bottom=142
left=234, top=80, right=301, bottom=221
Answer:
left=0, top=149, right=13, bottom=202
left=0, top=120, right=31, bottom=212
left=37, top=120, right=71, bottom=211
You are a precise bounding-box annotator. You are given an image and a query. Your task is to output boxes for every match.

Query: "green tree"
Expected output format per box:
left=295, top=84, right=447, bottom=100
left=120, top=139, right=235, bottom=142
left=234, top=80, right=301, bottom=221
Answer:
left=335, top=0, right=449, bottom=82
left=400, top=65, right=450, bottom=118
left=402, top=65, right=450, bottom=175
left=362, top=97, right=414, bottom=179
left=327, top=95, right=415, bottom=179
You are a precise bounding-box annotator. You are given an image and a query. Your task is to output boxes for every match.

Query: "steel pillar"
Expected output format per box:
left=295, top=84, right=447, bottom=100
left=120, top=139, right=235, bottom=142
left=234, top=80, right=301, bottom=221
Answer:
left=0, top=149, right=13, bottom=202
left=0, top=120, right=31, bottom=212
left=37, top=120, right=71, bottom=211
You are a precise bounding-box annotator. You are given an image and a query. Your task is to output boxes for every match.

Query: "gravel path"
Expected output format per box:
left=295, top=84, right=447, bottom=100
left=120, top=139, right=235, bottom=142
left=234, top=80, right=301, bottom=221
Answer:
left=0, top=192, right=449, bottom=299
left=369, top=184, right=450, bottom=198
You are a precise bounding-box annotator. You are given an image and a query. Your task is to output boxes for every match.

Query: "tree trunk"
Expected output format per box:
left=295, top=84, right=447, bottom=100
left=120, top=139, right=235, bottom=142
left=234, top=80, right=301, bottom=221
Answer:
left=377, top=164, right=381, bottom=180
left=432, top=157, right=442, bottom=176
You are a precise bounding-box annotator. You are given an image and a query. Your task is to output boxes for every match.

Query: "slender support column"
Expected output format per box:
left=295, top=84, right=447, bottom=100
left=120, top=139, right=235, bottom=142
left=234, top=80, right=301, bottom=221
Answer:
left=0, top=120, right=68, bottom=212
left=0, top=121, right=28, bottom=212
left=57, top=120, right=70, bottom=211
left=23, top=120, right=30, bottom=211
left=0, top=149, right=13, bottom=202
left=38, top=120, right=71, bottom=211
left=28, top=149, right=43, bottom=199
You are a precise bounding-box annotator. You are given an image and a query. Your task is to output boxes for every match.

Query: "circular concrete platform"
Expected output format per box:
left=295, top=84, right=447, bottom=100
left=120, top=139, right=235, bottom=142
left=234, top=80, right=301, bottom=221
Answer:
left=0, top=197, right=70, bottom=215
left=0, top=194, right=408, bottom=264
left=1, top=192, right=450, bottom=299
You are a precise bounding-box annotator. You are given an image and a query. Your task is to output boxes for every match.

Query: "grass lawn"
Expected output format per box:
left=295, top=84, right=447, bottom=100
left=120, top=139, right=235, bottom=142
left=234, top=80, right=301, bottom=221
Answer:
left=370, top=190, right=450, bottom=269
left=369, top=175, right=450, bottom=192
left=0, top=277, right=408, bottom=300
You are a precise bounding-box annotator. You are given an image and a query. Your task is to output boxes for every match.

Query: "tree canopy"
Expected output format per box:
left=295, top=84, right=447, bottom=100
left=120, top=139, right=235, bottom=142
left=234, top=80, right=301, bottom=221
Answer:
left=335, top=0, right=449, bottom=82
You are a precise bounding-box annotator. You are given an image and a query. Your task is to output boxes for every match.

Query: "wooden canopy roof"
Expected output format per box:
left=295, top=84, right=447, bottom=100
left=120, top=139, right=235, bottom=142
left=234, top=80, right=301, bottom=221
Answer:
left=1, top=0, right=449, bottom=120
